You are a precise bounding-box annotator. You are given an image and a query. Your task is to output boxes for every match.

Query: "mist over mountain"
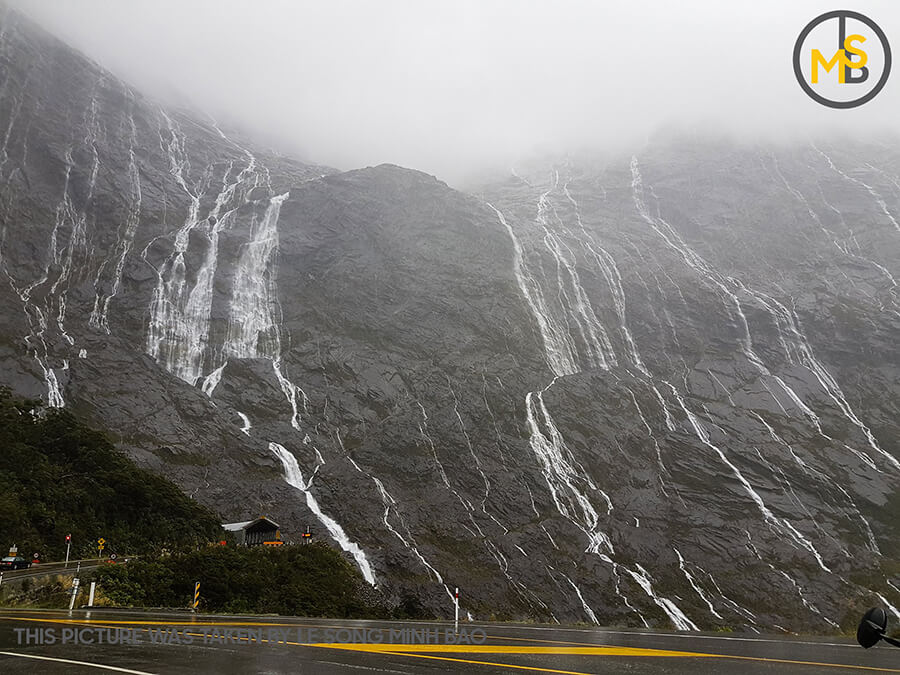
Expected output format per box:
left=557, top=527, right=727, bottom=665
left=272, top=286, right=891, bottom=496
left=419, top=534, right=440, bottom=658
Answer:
left=1, top=3, right=898, bottom=632
left=9, top=0, right=900, bottom=185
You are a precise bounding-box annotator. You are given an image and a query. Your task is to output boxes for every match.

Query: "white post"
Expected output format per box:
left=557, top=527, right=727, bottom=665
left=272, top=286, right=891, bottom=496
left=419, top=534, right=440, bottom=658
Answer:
left=454, top=587, right=459, bottom=633
left=65, top=536, right=71, bottom=568
left=0, top=571, right=4, bottom=589
left=88, top=581, right=96, bottom=607
left=69, top=578, right=80, bottom=611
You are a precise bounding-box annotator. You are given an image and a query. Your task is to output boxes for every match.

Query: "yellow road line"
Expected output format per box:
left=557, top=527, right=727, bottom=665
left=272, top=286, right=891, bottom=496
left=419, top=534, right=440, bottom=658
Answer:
left=312, top=644, right=709, bottom=657
left=486, top=633, right=609, bottom=647
left=311, top=642, right=900, bottom=672
left=3, top=615, right=897, bottom=672
left=375, top=650, right=597, bottom=675
left=714, top=655, right=900, bottom=673
left=359, top=649, right=900, bottom=675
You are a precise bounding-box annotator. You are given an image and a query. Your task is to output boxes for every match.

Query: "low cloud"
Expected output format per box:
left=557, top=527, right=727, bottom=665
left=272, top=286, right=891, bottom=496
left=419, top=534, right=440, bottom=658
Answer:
left=11, top=0, right=900, bottom=184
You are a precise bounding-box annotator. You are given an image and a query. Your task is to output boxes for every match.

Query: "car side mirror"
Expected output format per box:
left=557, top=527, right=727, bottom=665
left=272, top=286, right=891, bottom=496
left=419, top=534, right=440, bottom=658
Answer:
left=858, top=607, right=887, bottom=648
left=858, top=607, right=900, bottom=649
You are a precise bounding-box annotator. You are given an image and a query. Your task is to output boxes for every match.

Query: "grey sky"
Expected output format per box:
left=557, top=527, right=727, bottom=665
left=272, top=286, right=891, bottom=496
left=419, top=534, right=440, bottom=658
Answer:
left=10, top=0, right=900, bottom=184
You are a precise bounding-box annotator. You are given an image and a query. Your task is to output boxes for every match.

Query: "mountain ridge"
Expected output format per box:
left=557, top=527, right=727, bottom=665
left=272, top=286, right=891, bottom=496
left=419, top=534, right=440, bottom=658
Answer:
left=1, top=5, right=898, bottom=632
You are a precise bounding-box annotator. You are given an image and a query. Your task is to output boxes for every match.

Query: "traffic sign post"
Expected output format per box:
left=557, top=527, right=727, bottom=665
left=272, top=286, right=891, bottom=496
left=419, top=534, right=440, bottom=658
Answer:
left=192, top=582, right=201, bottom=611
left=97, top=538, right=105, bottom=557
left=65, top=534, right=71, bottom=568
left=454, top=587, right=459, bottom=634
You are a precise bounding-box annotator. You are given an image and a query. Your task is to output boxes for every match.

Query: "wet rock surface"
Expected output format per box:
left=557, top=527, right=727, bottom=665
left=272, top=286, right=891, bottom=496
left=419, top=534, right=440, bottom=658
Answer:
left=1, top=8, right=898, bottom=631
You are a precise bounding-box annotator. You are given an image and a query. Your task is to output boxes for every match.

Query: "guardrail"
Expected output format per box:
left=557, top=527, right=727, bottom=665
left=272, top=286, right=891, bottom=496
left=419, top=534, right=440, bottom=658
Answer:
left=0, top=557, right=133, bottom=585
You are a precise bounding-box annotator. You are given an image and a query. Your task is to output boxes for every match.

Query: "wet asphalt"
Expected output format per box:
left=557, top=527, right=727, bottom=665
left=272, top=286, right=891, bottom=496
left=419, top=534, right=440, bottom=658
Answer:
left=0, top=609, right=897, bottom=674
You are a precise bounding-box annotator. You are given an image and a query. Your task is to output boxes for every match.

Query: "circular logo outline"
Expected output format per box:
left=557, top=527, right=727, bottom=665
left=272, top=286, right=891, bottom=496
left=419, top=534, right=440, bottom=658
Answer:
left=793, top=10, right=892, bottom=109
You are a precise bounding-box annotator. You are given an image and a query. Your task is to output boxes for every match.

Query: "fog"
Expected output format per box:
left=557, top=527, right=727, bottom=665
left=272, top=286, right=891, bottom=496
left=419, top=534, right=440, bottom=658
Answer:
left=10, top=0, right=900, bottom=185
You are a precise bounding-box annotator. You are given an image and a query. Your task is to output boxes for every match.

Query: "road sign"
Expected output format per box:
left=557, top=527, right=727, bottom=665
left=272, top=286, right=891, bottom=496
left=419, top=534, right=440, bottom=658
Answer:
left=192, top=581, right=201, bottom=610
left=97, top=538, right=105, bottom=545
left=109, top=553, right=117, bottom=561
left=65, top=534, right=71, bottom=543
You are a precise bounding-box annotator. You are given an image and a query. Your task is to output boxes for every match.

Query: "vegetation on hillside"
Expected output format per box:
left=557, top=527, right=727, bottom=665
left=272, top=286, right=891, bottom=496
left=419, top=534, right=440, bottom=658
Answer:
left=90, top=545, right=388, bottom=617
left=0, top=388, right=223, bottom=559
left=0, top=389, right=394, bottom=619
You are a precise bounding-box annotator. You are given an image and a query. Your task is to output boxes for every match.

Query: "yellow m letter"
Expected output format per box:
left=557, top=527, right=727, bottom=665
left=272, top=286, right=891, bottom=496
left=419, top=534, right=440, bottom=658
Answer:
left=811, top=49, right=845, bottom=83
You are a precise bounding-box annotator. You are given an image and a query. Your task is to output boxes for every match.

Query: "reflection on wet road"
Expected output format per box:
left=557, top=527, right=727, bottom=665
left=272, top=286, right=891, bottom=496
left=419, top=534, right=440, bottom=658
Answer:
left=0, top=609, right=897, bottom=674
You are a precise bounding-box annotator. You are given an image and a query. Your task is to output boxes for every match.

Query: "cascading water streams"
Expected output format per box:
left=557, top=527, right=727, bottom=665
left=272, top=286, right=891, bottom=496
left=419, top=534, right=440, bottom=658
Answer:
left=416, top=401, right=485, bottom=538
left=136, top=114, right=324, bottom=542
left=3, top=77, right=108, bottom=407
left=487, top=203, right=578, bottom=376
left=626, top=564, right=699, bottom=631
left=145, top=111, right=269, bottom=386
left=4, top=11, right=900, bottom=629
left=813, top=143, right=900, bottom=235
left=141, top=120, right=310, bottom=437
left=488, top=185, right=698, bottom=630
left=216, top=191, right=313, bottom=431
left=89, top=90, right=142, bottom=334
left=535, top=174, right=617, bottom=370
left=564, top=574, right=599, bottom=624
left=666, top=383, right=831, bottom=572
left=340, top=430, right=454, bottom=601
left=768, top=151, right=899, bottom=315
left=221, top=193, right=287, bottom=361
left=270, top=442, right=376, bottom=586
left=632, top=153, right=895, bottom=476
left=144, top=111, right=206, bottom=381
left=625, top=153, right=900, bottom=623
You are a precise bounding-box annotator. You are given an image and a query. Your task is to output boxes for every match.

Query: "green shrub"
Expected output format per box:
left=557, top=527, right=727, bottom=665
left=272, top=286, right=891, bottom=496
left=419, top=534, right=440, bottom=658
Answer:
left=0, top=388, right=222, bottom=559
left=91, top=544, right=387, bottom=618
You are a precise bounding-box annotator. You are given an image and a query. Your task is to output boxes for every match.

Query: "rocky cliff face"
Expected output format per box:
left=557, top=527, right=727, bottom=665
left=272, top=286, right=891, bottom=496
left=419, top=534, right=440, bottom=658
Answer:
left=1, top=7, right=898, bottom=631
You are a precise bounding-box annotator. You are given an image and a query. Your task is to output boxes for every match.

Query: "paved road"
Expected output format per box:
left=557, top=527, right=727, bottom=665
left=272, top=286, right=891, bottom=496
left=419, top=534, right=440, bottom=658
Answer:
left=0, top=609, right=897, bottom=673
